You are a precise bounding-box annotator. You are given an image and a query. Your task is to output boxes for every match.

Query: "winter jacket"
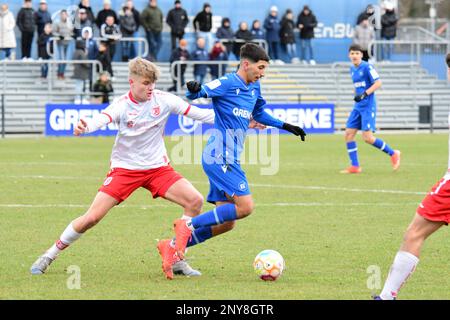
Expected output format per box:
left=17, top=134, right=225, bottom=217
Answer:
left=97, top=50, right=113, bottom=76
left=381, top=11, right=398, bottom=38
left=119, top=11, right=137, bottom=36
left=93, top=80, right=113, bottom=103
left=166, top=7, right=189, bottom=36
left=96, top=9, right=118, bottom=29
left=209, top=45, right=228, bottom=79
left=78, top=3, right=96, bottom=24
left=170, top=47, right=190, bottom=75
left=193, top=10, right=212, bottom=32
left=251, top=27, right=264, bottom=40
left=233, top=29, right=253, bottom=57
left=140, top=5, right=163, bottom=33
left=280, top=17, right=296, bottom=44
left=16, top=7, right=35, bottom=33
left=74, top=18, right=94, bottom=39
left=353, top=24, right=374, bottom=51
left=38, top=32, right=52, bottom=59
left=72, top=41, right=90, bottom=80
left=263, top=14, right=281, bottom=42
left=0, top=10, right=17, bottom=49
left=101, top=23, right=122, bottom=44
left=191, top=47, right=209, bottom=76
left=34, top=9, right=52, bottom=36
left=297, top=12, right=317, bottom=39
left=53, top=20, right=74, bottom=46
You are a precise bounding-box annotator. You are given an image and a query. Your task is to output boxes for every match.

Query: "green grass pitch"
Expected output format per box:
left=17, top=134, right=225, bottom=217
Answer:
left=0, top=133, right=449, bottom=299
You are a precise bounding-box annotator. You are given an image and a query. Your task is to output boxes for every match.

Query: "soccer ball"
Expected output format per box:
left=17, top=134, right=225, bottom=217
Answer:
left=253, top=250, right=285, bottom=281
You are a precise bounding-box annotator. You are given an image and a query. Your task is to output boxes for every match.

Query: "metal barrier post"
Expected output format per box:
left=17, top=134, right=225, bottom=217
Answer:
left=1, top=93, right=5, bottom=138
left=430, top=92, right=434, bottom=133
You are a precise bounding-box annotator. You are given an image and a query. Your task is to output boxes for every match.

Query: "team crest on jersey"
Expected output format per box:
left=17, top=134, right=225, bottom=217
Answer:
left=151, top=105, right=161, bottom=117
left=239, top=181, right=247, bottom=191
left=251, top=89, right=255, bottom=96
left=127, top=120, right=134, bottom=128
left=103, top=177, right=113, bottom=186
left=236, top=88, right=240, bottom=95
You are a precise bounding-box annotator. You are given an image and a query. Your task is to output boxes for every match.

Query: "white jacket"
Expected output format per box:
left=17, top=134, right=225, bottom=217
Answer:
left=0, top=10, right=16, bottom=49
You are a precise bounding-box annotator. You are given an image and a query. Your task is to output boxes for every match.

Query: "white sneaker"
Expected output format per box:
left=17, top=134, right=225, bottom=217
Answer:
left=74, top=98, right=81, bottom=104
left=302, top=60, right=308, bottom=65
left=291, top=57, right=300, bottom=64
left=173, top=260, right=202, bottom=276
left=275, top=59, right=285, bottom=65
left=309, top=59, right=316, bottom=65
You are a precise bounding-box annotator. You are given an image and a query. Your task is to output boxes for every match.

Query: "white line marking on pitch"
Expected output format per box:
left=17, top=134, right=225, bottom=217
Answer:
left=0, top=202, right=419, bottom=209
left=0, top=175, right=427, bottom=195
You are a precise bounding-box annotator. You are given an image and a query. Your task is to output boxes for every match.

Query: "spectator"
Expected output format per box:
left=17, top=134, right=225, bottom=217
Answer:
left=34, top=0, right=52, bottom=38
left=0, top=3, right=16, bottom=60
left=16, top=0, right=35, bottom=59
left=251, top=19, right=264, bottom=40
left=96, top=41, right=113, bottom=77
left=356, top=4, right=375, bottom=26
left=209, top=40, right=228, bottom=79
left=193, top=3, right=213, bottom=51
left=191, top=37, right=209, bottom=84
left=168, top=38, right=190, bottom=92
left=100, top=15, right=122, bottom=61
left=92, top=71, right=113, bottom=104
left=78, top=0, right=95, bottom=25
left=119, top=5, right=138, bottom=61
left=74, top=8, right=94, bottom=39
left=166, top=0, right=189, bottom=50
left=264, top=6, right=281, bottom=62
left=353, top=18, right=375, bottom=61
left=216, top=17, right=234, bottom=58
left=141, top=0, right=163, bottom=61
left=122, top=1, right=141, bottom=59
left=72, top=40, right=90, bottom=104
left=82, top=26, right=98, bottom=90
left=280, top=9, right=298, bottom=64
left=381, top=1, right=398, bottom=61
left=53, top=9, right=74, bottom=79
left=37, top=22, right=52, bottom=78
left=233, top=21, right=253, bottom=59
left=96, top=0, right=118, bottom=29
left=297, top=5, right=318, bottom=65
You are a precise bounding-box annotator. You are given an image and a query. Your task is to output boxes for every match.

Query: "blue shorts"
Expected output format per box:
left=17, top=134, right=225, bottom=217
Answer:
left=202, top=158, right=251, bottom=204
left=346, top=108, right=376, bottom=132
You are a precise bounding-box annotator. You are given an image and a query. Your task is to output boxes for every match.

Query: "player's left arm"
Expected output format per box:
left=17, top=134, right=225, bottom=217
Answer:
left=169, top=93, right=215, bottom=124
left=252, top=95, right=306, bottom=141
left=354, top=65, right=382, bottom=102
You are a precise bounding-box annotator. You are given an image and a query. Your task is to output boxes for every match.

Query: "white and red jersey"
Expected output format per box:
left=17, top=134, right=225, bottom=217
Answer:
left=84, top=89, right=214, bottom=170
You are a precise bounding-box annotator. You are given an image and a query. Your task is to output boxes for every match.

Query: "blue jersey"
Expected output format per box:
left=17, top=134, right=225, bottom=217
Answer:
left=199, top=72, right=283, bottom=163
left=350, top=61, right=380, bottom=111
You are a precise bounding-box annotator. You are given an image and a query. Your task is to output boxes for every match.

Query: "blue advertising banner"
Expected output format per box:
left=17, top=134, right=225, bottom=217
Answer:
left=45, top=103, right=334, bottom=136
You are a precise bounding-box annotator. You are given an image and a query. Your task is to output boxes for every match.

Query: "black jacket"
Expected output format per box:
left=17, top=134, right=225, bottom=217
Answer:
left=93, top=80, right=113, bottom=103
left=381, top=11, right=398, bottom=38
left=34, top=9, right=52, bottom=36
left=166, top=8, right=189, bottom=36
left=97, top=50, right=113, bottom=76
left=280, top=17, right=295, bottom=44
left=297, top=12, right=317, bottom=39
left=38, top=32, right=52, bottom=59
left=17, top=7, right=36, bottom=33
left=169, top=47, right=190, bottom=75
left=96, top=9, right=118, bottom=28
left=78, top=2, right=96, bottom=23
left=193, top=10, right=212, bottom=32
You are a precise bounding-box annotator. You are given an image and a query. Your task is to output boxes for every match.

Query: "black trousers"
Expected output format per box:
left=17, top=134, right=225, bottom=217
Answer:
left=21, top=31, right=34, bottom=58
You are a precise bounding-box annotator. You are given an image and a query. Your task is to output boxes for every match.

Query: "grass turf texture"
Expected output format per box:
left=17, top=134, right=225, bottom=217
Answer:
left=0, top=133, right=449, bottom=299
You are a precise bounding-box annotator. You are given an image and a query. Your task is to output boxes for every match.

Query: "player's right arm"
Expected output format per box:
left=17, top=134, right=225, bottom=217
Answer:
left=73, top=100, right=121, bottom=136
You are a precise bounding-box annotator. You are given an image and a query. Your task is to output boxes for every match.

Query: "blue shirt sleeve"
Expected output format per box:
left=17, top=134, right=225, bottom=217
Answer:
left=251, top=88, right=284, bottom=129
left=366, top=64, right=380, bottom=84
left=202, top=76, right=232, bottom=98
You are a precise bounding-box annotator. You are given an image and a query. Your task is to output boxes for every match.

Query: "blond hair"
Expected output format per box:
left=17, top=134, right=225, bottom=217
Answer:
left=128, top=57, right=160, bottom=83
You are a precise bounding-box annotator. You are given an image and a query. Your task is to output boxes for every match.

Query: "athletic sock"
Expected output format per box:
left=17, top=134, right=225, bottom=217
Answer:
left=44, top=222, right=82, bottom=260
left=372, top=138, right=395, bottom=156
left=380, top=251, right=419, bottom=300
left=346, top=141, right=360, bottom=167
left=189, top=204, right=237, bottom=229
left=186, top=226, right=213, bottom=247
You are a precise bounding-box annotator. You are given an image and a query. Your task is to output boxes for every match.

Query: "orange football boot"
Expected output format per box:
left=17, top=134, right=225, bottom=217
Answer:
left=391, top=150, right=401, bottom=171
left=340, top=166, right=362, bottom=174
left=157, top=239, right=179, bottom=280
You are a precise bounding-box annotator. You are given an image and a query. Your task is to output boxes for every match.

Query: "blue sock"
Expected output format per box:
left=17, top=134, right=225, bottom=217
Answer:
left=186, top=226, right=213, bottom=247
left=346, top=141, right=360, bottom=167
left=190, top=204, right=237, bottom=229
left=372, top=138, right=394, bottom=156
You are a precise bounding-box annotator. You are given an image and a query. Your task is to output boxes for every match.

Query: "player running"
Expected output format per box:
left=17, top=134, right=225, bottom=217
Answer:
left=374, top=53, right=450, bottom=300
left=30, top=57, right=216, bottom=278
left=342, top=44, right=400, bottom=174
left=156, top=43, right=306, bottom=278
